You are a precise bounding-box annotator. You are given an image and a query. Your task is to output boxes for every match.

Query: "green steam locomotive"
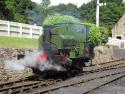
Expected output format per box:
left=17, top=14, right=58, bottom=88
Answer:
left=33, top=23, right=94, bottom=75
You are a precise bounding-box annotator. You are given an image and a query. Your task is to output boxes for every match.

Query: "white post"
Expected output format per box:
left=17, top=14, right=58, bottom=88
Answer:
left=40, top=27, right=43, bottom=35
left=96, top=0, right=106, bottom=27
left=30, top=27, right=32, bottom=38
left=7, top=21, right=10, bottom=36
left=96, top=0, right=99, bottom=27
left=19, top=24, right=22, bottom=37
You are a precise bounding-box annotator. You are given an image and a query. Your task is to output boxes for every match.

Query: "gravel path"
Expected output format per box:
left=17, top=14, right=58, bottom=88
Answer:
left=87, top=76, right=125, bottom=94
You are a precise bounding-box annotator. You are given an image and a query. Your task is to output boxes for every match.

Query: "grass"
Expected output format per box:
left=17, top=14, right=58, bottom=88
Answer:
left=0, top=36, right=38, bottom=48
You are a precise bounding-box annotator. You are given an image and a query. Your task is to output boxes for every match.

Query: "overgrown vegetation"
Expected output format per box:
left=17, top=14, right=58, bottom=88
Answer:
left=88, top=24, right=101, bottom=46
left=43, top=15, right=80, bottom=25
left=0, top=36, right=38, bottom=48
left=79, top=0, right=125, bottom=34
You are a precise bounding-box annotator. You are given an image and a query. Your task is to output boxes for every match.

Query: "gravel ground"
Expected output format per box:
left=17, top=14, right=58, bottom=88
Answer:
left=87, top=76, right=125, bottom=94
left=0, top=48, right=35, bottom=82
left=0, top=59, right=33, bottom=82
left=51, top=75, right=125, bottom=94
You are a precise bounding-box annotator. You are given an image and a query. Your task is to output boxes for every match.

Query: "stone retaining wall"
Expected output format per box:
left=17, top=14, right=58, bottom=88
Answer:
left=0, top=48, right=35, bottom=82
left=92, top=46, right=125, bottom=65
left=0, top=48, right=35, bottom=60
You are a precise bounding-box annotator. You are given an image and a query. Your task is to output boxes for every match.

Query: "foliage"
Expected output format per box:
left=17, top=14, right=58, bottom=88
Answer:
left=50, top=3, right=81, bottom=18
left=99, top=26, right=109, bottom=43
left=0, top=0, right=14, bottom=20
left=100, top=0, right=123, bottom=3
left=27, top=2, right=82, bottom=25
left=79, top=0, right=96, bottom=23
left=26, top=9, right=42, bottom=25
left=33, top=0, right=51, bottom=24
left=14, top=13, right=29, bottom=23
left=0, top=0, right=36, bottom=23
left=100, top=2, right=125, bottom=32
left=5, top=0, right=15, bottom=20
left=14, top=0, right=36, bottom=23
left=43, top=15, right=80, bottom=25
left=79, top=1, right=125, bottom=35
left=88, top=24, right=101, bottom=46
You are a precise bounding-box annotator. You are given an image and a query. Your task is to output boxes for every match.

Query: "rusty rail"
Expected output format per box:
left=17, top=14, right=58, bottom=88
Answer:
left=0, top=74, right=62, bottom=94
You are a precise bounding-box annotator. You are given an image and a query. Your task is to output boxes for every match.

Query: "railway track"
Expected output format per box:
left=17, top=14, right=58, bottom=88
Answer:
left=28, top=64, right=125, bottom=94
left=83, top=59, right=125, bottom=72
left=0, top=75, right=62, bottom=94
left=0, top=59, right=125, bottom=94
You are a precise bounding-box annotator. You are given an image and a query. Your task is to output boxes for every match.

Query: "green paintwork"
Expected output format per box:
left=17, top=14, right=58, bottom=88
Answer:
left=39, top=23, right=91, bottom=59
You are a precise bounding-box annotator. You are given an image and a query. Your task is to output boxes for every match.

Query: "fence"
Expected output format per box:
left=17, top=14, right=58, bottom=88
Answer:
left=0, top=20, right=43, bottom=39
left=107, top=37, right=125, bottom=48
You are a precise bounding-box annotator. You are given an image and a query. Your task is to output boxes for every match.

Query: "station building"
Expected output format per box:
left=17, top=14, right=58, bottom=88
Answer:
left=112, top=14, right=125, bottom=40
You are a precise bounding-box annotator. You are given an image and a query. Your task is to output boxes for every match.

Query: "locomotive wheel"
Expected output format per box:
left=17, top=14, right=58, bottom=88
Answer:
left=32, top=68, right=41, bottom=75
left=70, top=59, right=85, bottom=74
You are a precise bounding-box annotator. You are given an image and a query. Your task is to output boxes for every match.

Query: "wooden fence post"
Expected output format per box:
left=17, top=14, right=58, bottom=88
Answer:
left=19, top=23, right=22, bottom=37
left=40, top=28, right=43, bottom=35
left=30, top=27, right=32, bottom=38
left=7, top=21, right=10, bottom=36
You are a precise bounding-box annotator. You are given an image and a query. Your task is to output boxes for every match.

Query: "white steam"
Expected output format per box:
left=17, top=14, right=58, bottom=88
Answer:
left=5, top=59, right=26, bottom=71
left=4, top=50, right=65, bottom=72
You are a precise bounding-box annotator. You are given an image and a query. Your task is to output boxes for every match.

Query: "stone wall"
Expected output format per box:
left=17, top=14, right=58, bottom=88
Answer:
left=0, top=48, right=35, bottom=60
left=92, top=46, right=125, bottom=65
left=0, top=48, right=35, bottom=82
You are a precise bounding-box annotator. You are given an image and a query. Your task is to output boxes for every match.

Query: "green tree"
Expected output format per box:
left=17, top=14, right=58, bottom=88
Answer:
left=34, top=0, right=51, bottom=24
left=50, top=3, right=81, bottom=18
left=0, top=0, right=15, bottom=20
left=79, top=0, right=96, bottom=23
left=99, top=26, right=109, bottom=43
left=100, top=0, right=122, bottom=3
left=0, top=0, right=36, bottom=23
left=14, top=0, right=36, bottom=23
left=0, top=1, right=8, bottom=20
left=5, top=0, right=15, bottom=20
left=100, top=2, right=125, bottom=32
left=43, top=15, right=80, bottom=25
left=79, top=1, right=125, bottom=35
left=88, top=24, right=101, bottom=46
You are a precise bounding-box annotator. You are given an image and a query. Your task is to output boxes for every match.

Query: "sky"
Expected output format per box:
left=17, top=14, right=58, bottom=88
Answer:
left=31, top=0, right=91, bottom=7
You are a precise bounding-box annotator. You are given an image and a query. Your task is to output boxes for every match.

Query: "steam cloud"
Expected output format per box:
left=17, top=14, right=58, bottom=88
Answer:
left=4, top=50, right=65, bottom=72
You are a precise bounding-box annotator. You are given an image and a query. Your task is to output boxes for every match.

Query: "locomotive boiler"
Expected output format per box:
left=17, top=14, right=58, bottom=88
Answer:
left=32, top=23, right=94, bottom=75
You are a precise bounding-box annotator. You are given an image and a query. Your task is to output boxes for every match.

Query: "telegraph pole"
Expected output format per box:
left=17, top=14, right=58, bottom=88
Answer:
left=96, top=0, right=106, bottom=27
left=96, top=0, right=99, bottom=27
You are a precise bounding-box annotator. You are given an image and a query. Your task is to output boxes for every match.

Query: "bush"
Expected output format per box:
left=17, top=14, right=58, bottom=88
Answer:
left=99, top=26, right=109, bottom=44
left=88, top=24, right=101, bottom=46
left=43, top=15, right=80, bottom=25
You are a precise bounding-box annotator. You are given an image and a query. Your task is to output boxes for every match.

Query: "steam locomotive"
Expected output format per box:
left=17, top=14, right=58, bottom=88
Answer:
left=32, top=23, right=94, bottom=75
